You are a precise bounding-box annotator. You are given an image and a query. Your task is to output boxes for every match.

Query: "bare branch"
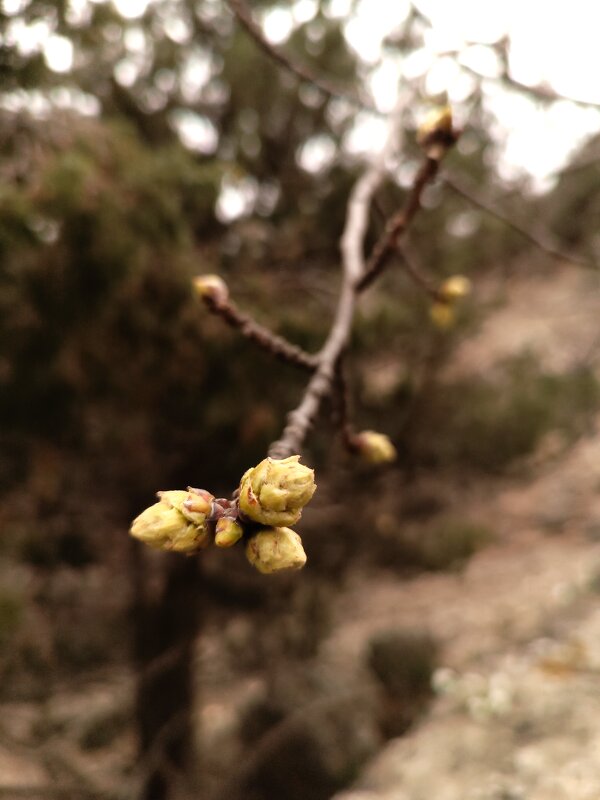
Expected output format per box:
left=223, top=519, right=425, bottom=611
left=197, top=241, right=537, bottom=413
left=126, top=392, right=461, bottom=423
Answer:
left=226, top=0, right=379, bottom=113
left=409, top=3, right=600, bottom=110
left=202, top=294, right=318, bottom=371
left=443, top=172, right=598, bottom=270
left=357, top=157, right=441, bottom=292
left=371, top=198, right=440, bottom=299
left=268, top=101, right=412, bottom=458
left=462, top=63, right=600, bottom=111
left=331, top=359, right=359, bottom=453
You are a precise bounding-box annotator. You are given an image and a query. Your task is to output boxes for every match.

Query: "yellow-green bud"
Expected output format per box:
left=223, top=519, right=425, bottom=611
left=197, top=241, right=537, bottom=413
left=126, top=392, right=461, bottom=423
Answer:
left=429, top=301, right=455, bottom=330
left=245, top=527, right=307, bottom=574
left=355, top=431, right=397, bottom=465
left=193, top=274, right=229, bottom=304
left=238, top=456, right=316, bottom=527
left=130, top=490, right=210, bottom=554
left=215, top=518, right=244, bottom=548
left=439, top=275, right=471, bottom=302
left=416, top=105, right=454, bottom=160
left=158, top=489, right=212, bottom=525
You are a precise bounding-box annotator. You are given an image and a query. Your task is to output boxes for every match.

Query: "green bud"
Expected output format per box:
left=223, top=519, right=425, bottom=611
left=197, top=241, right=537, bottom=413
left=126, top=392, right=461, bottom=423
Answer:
left=238, top=456, right=316, bottom=526
left=215, top=517, right=244, bottom=548
left=355, top=431, right=397, bottom=465
left=246, top=527, right=307, bottom=574
left=439, top=275, right=471, bottom=302
left=193, top=274, right=229, bottom=304
left=416, top=105, right=455, bottom=160
left=158, top=489, right=213, bottom=526
left=130, top=491, right=210, bottom=554
left=429, top=301, right=455, bottom=330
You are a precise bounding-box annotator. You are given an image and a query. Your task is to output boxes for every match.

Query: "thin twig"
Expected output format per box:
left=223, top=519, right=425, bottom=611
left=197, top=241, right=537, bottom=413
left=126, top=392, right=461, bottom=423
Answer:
left=443, top=172, right=597, bottom=270
left=226, top=0, right=379, bottom=113
left=371, top=197, right=440, bottom=299
left=464, top=63, right=600, bottom=111
left=397, top=246, right=441, bottom=299
left=410, top=4, right=600, bottom=111
left=357, top=157, right=441, bottom=292
left=331, top=359, right=359, bottom=453
left=203, top=295, right=318, bottom=370
left=268, top=100, right=410, bottom=458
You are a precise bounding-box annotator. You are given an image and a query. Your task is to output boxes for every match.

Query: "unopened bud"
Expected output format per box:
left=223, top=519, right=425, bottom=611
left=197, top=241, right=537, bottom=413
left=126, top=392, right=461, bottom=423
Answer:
left=215, top=518, right=244, bottom=548
left=130, top=490, right=211, bottom=554
left=429, top=301, right=455, bottom=330
left=193, top=274, right=229, bottom=304
left=417, top=105, right=455, bottom=160
left=159, top=489, right=213, bottom=525
left=355, top=431, right=397, bottom=465
left=239, top=456, right=316, bottom=527
left=246, top=527, right=307, bottom=574
left=439, top=275, right=471, bottom=302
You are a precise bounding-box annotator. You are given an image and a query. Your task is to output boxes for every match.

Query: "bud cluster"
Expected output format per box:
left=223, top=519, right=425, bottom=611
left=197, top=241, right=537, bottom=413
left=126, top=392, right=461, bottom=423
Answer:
left=129, top=456, right=316, bottom=575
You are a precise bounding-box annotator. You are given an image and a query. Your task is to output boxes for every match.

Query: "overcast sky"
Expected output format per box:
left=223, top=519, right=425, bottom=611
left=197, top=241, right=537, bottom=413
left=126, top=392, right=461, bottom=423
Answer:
left=5, top=0, right=600, bottom=191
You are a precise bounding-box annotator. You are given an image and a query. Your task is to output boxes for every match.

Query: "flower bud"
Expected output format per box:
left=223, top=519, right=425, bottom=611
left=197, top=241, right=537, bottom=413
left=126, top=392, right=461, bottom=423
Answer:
left=159, top=489, right=213, bottom=525
left=246, top=527, right=307, bottom=574
left=439, top=275, right=471, bottom=302
left=238, top=456, right=316, bottom=527
left=416, top=105, right=455, bottom=160
left=429, top=301, right=455, bottom=330
left=355, top=431, right=397, bottom=465
left=130, top=491, right=210, bottom=554
left=193, top=274, right=229, bottom=304
left=215, top=517, right=244, bottom=548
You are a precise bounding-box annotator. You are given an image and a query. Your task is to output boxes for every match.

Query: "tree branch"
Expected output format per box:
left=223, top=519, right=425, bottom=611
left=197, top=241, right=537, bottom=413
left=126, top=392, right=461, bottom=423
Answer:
left=202, top=294, right=318, bottom=371
left=357, top=157, right=440, bottom=292
left=409, top=3, right=600, bottom=110
left=268, top=99, right=447, bottom=459
left=226, top=0, right=379, bottom=113
left=462, top=62, right=600, bottom=111
left=331, top=359, right=359, bottom=453
left=371, top=198, right=440, bottom=299
left=443, top=172, right=598, bottom=270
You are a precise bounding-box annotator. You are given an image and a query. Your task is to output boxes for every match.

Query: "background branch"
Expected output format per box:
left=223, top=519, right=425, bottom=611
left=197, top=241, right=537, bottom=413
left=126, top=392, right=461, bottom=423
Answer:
left=443, top=172, right=598, bottom=270
left=371, top=198, right=440, bottom=299
left=357, top=157, right=441, bottom=292
left=227, top=0, right=379, bottom=113
left=331, top=359, right=359, bottom=453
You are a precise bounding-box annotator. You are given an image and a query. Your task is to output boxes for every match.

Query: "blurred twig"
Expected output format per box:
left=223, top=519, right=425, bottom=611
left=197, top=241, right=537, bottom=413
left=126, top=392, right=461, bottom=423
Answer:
left=226, top=0, right=379, bottom=113
left=331, top=359, right=359, bottom=453
left=410, top=3, right=600, bottom=111
left=443, top=172, right=598, bottom=270
left=371, top=198, right=440, bottom=299
left=357, top=160, right=439, bottom=292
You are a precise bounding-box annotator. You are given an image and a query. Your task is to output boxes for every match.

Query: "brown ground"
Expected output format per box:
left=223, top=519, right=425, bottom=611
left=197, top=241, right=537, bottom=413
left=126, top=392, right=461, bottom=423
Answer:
left=333, top=264, right=600, bottom=800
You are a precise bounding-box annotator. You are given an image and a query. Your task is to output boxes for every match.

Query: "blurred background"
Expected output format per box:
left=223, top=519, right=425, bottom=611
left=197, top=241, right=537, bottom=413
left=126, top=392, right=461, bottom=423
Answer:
left=2, top=1, right=600, bottom=799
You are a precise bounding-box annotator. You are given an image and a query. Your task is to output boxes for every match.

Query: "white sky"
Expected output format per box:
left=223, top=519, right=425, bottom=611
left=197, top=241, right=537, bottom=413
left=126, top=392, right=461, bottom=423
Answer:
left=341, top=0, right=600, bottom=186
